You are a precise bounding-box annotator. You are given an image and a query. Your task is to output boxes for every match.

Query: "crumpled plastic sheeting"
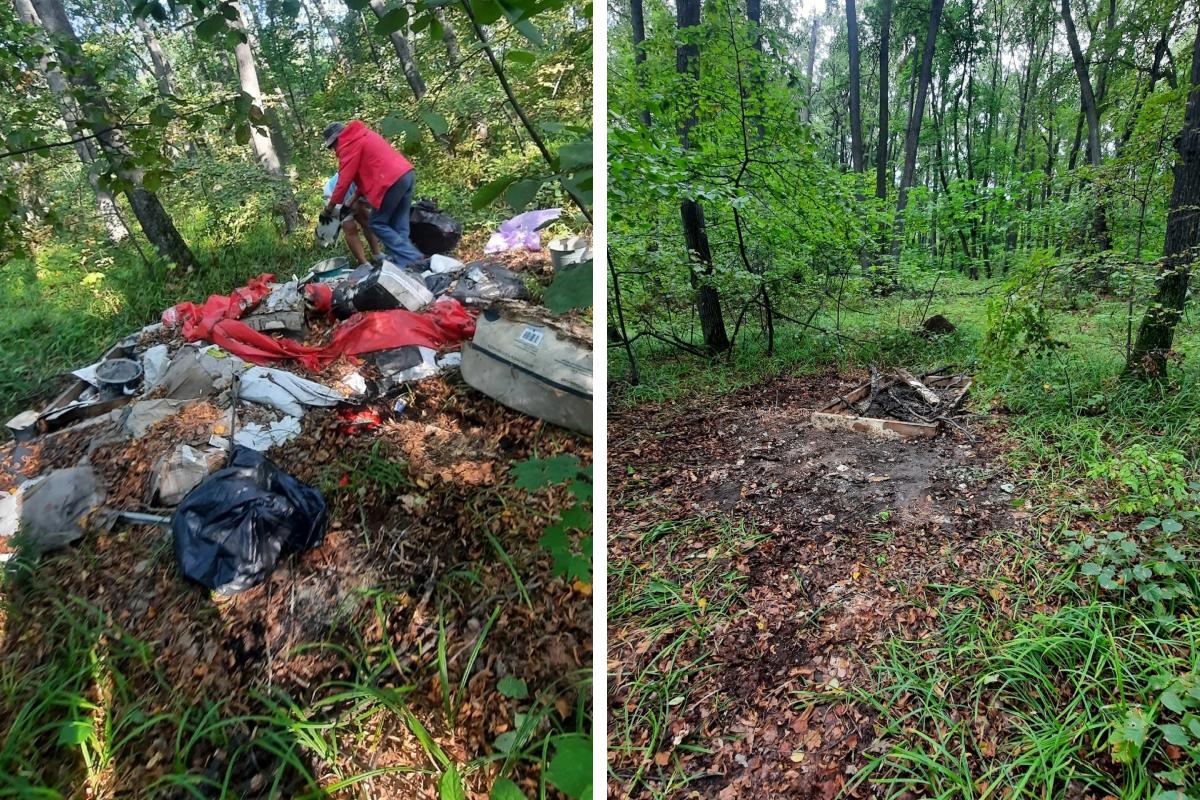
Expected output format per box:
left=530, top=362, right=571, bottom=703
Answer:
left=71, top=360, right=103, bottom=387
left=162, top=273, right=275, bottom=339
left=324, top=298, right=475, bottom=364
left=122, top=399, right=195, bottom=438
left=428, top=254, right=466, bottom=274
left=15, top=467, right=107, bottom=552
left=451, top=263, right=529, bottom=304
left=172, top=446, right=326, bottom=595
left=234, top=417, right=302, bottom=451
left=158, top=346, right=247, bottom=400
left=142, top=344, right=171, bottom=390
left=0, top=485, right=22, bottom=540
left=483, top=208, right=561, bottom=253
left=239, top=367, right=344, bottom=417
left=152, top=444, right=224, bottom=506
left=163, top=276, right=475, bottom=370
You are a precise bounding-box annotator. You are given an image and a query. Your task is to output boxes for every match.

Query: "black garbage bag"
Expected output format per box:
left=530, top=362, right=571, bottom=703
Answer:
left=409, top=198, right=462, bottom=255
left=172, top=446, right=327, bottom=595
left=424, top=271, right=456, bottom=296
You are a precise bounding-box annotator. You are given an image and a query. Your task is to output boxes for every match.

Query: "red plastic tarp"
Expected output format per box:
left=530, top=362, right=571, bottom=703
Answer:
left=163, top=275, right=475, bottom=370
left=304, top=283, right=333, bottom=315
left=163, top=273, right=276, bottom=341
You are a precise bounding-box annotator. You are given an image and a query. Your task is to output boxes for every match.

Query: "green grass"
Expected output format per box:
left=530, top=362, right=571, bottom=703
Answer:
left=845, top=582, right=1200, bottom=799
left=0, top=213, right=313, bottom=418
left=607, top=516, right=766, bottom=797
left=0, top=571, right=586, bottom=798
left=613, top=269, right=1199, bottom=410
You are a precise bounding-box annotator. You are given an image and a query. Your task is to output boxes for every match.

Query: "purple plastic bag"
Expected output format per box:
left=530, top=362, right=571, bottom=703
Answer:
left=483, top=208, right=561, bottom=253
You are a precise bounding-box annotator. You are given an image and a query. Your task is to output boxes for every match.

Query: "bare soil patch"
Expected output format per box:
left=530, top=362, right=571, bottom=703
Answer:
left=609, top=369, right=1036, bottom=798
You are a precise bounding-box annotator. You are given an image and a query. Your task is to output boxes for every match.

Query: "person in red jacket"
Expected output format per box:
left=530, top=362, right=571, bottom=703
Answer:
left=320, top=120, right=424, bottom=266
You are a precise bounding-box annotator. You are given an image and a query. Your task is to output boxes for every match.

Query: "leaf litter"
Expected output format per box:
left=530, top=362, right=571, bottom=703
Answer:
left=1, top=369, right=591, bottom=798
left=608, top=368, right=1046, bottom=799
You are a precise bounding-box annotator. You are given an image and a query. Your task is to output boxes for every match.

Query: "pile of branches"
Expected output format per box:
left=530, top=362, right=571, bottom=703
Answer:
left=852, top=366, right=967, bottom=425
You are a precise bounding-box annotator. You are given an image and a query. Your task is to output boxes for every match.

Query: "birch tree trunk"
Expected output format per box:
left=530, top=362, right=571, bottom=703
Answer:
left=13, top=0, right=128, bottom=241
left=234, top=3, right=300, bottom=233
left=27, top=0, right=197, bottom=267
left=136, top=16, right=175, bottom=96
left=306, top=0, right=341, bottom=52
left=370, top=0, right=426, bottom=100
left=433, top=8, right=461, bottom=65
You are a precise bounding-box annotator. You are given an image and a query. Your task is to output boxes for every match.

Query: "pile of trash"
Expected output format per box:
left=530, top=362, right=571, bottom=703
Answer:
left=1, top=215, right=593, bottom=596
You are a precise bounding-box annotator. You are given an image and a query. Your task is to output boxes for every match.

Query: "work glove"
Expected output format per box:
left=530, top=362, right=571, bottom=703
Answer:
left=318, top=210, right=333, bottom=225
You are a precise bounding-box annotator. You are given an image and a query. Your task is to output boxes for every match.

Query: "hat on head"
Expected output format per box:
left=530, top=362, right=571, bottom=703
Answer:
left=322, top=121, right=346, bottom=149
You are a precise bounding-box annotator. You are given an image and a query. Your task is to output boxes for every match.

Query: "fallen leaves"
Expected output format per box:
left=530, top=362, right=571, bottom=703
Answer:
left=609, top=368, right=1026, bottom=799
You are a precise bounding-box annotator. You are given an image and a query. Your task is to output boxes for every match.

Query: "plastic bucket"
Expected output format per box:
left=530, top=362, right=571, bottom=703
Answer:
left=95, top=358, right=143, bottom=399
left=547, top=236, right=590, bottom=271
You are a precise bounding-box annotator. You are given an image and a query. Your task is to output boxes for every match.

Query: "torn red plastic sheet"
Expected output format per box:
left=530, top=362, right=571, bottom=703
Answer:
left=164, top=275, right=475, bottom=369
left=336, top=407, right=382, bottom=435
left=163, top=273, right=276, bottom=340
left=304, top=283, right=333, bottom=315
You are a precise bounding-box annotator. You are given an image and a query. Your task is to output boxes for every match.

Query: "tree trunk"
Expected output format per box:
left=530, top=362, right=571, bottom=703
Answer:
left=744, top=0, right=773, bottom=341
left=244, top=0, right=307, bottom=136
left=307, top=0, right=341, bottom=52
left=234, top=3, right=299, bottom=234
left=630, top=0, right=650, bottom=126
left=892, top=0, right=944, bottom=261
left=370, top=0, right=426, bottom=100
left=745, top=0, right=765, bottom=139
left=28, top=0, right=195, bottom=267
left=677, top=0, right=729, bottom=352
left=433, top=8, right=462, bottom=65
left=1118, top=23, right=1175, bottom=151
left=14, top=0, right=129, bottom=241
left=802, top=15, right=818, bottom=124
left=875, top=0, right=891, bottom=198
left=845, top=0, right=864, bottom=173
left=1128, top=23, right=1200, bottom=377
left=1061, top=0, right=1111, bottom=250
left=136, top=16, right=175, bottom=97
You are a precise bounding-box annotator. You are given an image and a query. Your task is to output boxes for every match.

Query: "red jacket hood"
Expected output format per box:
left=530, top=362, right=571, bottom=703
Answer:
left=328, top=120, right=413, bottom=210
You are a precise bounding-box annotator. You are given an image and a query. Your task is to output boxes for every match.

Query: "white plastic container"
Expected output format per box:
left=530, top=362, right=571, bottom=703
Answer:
left=461, top=304, right=592, bottom=434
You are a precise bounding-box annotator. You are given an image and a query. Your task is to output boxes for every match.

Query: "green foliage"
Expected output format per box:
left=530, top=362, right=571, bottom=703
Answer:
left=544, top=734, right=591, bottom=798
left=981, top=249, right=1070, bottom=374
left=511, top=454, right=592, bottom=583
left=497, top=675, right=529, bottom=699
left=490, top=777, right=527, bottom=799
left=1069, top=526, right=1200, bottom=618
left=1084, top=447, right=1194, bottom=514
left=544, top=259, right=592, bottom=314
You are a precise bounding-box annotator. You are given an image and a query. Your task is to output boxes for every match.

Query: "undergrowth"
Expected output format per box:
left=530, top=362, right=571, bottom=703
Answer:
left=612, top=262, right=1200, bottom=797
left=0, top=565, right=589, bottom=798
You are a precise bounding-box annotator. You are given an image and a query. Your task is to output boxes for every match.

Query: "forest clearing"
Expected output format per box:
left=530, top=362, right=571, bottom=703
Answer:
left=0, top=0, right=594, bottom=794
left=607, top=0, right=1200, bottom=794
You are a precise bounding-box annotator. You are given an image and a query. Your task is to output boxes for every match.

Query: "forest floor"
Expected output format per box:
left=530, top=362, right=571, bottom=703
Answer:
left=0, top=247, right=592, bottom=798
left=608, top=343, right=1200, bottom=798
left=608, top=367, right=1040, bottom=797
